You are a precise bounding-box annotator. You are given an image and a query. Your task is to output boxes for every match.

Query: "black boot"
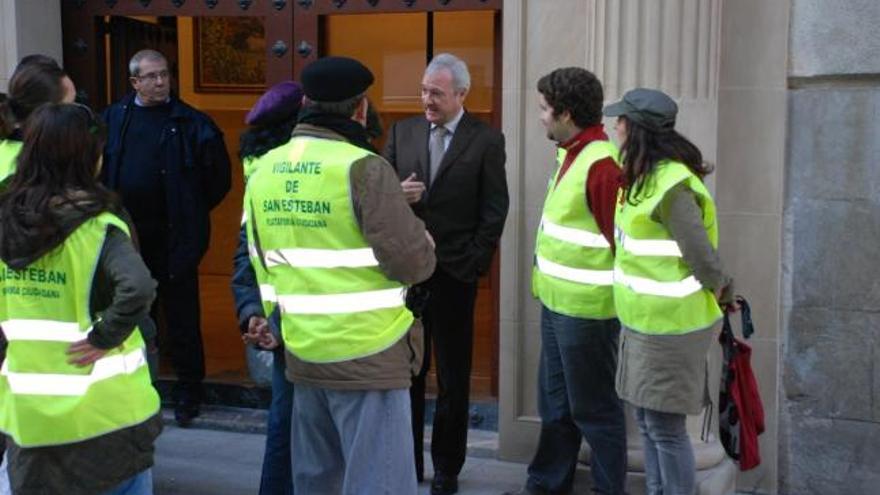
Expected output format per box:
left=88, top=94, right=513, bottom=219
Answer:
left=173, top=381, right=202, bottom=427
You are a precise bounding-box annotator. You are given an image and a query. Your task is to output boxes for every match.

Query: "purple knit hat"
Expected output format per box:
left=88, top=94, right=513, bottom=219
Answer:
left=245, top=81, right=304, bottom=126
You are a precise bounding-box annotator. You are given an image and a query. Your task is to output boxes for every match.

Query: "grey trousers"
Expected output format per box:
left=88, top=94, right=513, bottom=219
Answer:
left=291, top=384, right=417, bottom=495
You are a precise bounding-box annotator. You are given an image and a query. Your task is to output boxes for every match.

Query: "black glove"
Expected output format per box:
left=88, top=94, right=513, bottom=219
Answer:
left=405, top=285, right=431, bottom=318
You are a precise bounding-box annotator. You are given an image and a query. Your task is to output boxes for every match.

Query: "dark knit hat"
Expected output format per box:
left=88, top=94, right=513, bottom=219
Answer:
left=301, top=56, right=374, bottom=103
left=604, top=88, right=678, bottom=131
left=245, top=81, right=304, bottom=126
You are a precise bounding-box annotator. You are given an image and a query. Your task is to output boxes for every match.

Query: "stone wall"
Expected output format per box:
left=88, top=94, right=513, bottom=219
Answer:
left=0, top=0, right=20, bottom=91
left=715, top=0, right=789, bottom=492
left=499, top=0, right=722, bottom=462
left=780, top=0, right=880, bottom=493
left=0, top=0, right=63, bottom=92
left=499, top=2, right=794, bottom=493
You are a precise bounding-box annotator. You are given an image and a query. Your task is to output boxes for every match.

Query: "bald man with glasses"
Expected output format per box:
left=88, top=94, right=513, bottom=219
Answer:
left=101, top=49, right=231, bottom=428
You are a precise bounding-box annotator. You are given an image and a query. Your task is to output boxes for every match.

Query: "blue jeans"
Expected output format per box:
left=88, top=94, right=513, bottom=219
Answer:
left=260, top=348, right=295, bottom=495
left=100, top=469, right=152, bottom=495
left=526, top=306, right=627, bottom=495
left=291, top=384, right=416, bottom=495
left=635, top=408, right=695, bottom=495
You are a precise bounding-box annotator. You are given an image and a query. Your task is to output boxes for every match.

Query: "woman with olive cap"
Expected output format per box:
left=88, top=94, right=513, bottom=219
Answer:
left=604, top=88, right=733, bottom=495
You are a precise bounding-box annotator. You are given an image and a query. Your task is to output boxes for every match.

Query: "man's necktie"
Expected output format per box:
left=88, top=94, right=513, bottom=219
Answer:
left=428, top=125, right=449, bottom=186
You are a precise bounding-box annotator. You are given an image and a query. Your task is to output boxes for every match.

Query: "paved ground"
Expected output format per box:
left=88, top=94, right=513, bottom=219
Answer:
left=154, top=426, right=592, bottom=494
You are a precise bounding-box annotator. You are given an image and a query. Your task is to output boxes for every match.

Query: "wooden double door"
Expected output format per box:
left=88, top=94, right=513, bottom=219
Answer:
left=61, top=0, right=502, bottom=398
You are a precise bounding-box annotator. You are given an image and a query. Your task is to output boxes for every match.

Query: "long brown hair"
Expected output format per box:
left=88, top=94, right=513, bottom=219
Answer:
left=619, top=116, right=713, bottom=205
left=0, top=104, right=118, bottom=258
left=0, top=62, right=67, bottom=139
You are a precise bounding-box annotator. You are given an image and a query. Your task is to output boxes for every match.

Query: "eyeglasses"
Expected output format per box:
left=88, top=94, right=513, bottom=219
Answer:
left=135, top=70, right=170, bottom=83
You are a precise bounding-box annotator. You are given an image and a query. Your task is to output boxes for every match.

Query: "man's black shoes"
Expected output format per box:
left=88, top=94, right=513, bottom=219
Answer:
left=431, top=473, right=458, bottom=495
left=173, top=399, right=200, bottom=427
left=173, top=382, right=202, bottom=428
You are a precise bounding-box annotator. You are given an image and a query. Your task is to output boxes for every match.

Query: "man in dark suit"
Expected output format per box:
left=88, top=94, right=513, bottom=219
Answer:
left=383, top=53, right=509, bottom=495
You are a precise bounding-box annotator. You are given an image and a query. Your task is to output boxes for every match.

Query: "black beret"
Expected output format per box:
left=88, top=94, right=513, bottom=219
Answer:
left=301, top=56, right=374, bottom=103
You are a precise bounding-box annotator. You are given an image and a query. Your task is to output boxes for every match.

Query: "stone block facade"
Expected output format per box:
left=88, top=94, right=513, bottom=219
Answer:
left=780, top=2, right=880, bottom=492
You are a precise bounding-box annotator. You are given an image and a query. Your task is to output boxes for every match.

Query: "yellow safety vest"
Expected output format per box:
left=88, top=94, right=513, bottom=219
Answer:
left=0, top=212, right=159, bottom=447
left=0, top=139, right=22, bottom=184
left=244, top=137, right=413, bottom=363
left=532, top=140, right=620, bottom=319
left=613, top=161, right=722, bottom=334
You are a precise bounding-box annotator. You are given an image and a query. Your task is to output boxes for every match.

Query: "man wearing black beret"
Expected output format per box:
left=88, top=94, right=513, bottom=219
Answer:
left=241, top=56, right=436, bottom=493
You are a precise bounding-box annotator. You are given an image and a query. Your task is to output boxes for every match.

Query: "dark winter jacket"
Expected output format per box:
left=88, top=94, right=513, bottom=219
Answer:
left=101, top=92, right=231, bottom=277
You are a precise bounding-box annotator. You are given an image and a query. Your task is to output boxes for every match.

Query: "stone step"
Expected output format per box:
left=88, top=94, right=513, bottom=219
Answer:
left=161, top=406, right=737, bottom=495
left=155, top=379, right=499, bottom=431
left=159, top=406, right=501, bottom=459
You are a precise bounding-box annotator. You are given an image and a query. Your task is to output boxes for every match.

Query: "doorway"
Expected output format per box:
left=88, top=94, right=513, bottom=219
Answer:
left=322, top=9, right=499, bottom=397
left=62, top=0, right=503, bottom=402
left=98, top=11, right=265, bottom=383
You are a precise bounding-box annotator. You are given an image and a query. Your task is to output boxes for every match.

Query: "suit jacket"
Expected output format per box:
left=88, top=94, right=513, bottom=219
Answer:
left=383, top=112, right=509, bottom=283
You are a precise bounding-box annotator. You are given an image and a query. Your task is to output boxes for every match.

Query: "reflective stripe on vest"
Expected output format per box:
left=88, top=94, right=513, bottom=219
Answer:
left=616, top=232, right=683, bottom=257
left=0, top=212, right=160, bottom=447
left=540, top=216, right=610, bottom=248
left=1, top=319, right=86, bottom=342
left=1, top=348, right=146, bottom=396
left=259, top=284, right=278, bottom=303
left=531, top=140, right=619, bottom=319
left=0, top=139, right=21, bottom=183
left=535, top=255, right=614, bottom=286
left=277, top=287, right=406, bottom=315
left=613, top=161, right=723, bottom=334
left=244, top=136, right=413, bottom=363
left=263, top=247, right=379, bottom=268
left=612, top=266, right=702, bottom=298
